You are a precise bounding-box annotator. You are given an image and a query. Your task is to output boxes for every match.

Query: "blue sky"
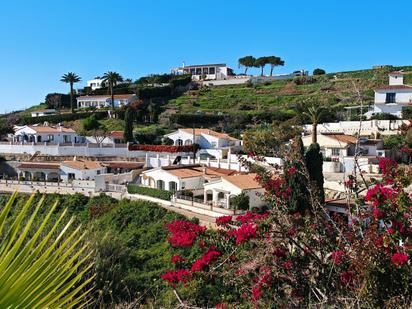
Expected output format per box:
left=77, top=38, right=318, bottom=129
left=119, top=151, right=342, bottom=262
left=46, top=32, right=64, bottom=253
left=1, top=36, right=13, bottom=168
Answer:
left=0, top=0, right=411, bottom=112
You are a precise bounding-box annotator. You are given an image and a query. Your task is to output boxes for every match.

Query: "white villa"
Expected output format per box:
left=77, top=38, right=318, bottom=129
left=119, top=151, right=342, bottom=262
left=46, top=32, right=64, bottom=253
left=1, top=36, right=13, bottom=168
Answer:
left=31, top=109, right=57, bottom=118
left=140, top=164, right=238, bottom=192
left=164, top=128, right=241, bottom=159
left=12, top=124, right=84, bottom=144
left=16, top=159, right=106, bottom=182
left=171, top=63, right=234, bottom=81
left=87, top=78, right=105, bottom=90
left=203, top=173, right=265, bottom=209
left=77, top=94, right=138, bottom=109
left=367, top=71, right=412, bottom=118
left=60, top=160, right=106, bottom=181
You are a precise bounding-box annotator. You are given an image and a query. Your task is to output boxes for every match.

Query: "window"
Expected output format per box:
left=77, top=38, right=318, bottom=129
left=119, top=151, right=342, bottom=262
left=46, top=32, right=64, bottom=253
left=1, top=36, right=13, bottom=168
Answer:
left=97, top=170, right=101, bottom=175
left=203, top=67, right=209, bottom=75
left=196, top=68, right=202, bottom=75
left=176, top=139, right=183, bottom=146
left=386, top=93, right=396, bottom=103
left=211, top=141, right=217, bottom=148
left=331, top=148, right=340, bottom=156
left=48, top=134, right=54, bottom=141
left=209, top=67, right=215, bottom=74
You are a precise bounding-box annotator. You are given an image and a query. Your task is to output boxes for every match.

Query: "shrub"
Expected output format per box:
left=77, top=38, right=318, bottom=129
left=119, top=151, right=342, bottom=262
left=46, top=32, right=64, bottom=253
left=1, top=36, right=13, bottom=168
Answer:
left=229, top=192, right=250, bottom=210
left=313, top=68, right=326, bottom=75
left=127, top=185, right=173, bottom=200
left=19, top=110, right=108, bottom=125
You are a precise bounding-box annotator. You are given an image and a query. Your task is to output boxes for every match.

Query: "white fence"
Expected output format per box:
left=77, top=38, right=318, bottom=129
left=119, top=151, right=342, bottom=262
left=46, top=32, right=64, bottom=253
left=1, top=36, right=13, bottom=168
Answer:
left=0, top=179, right=96, bottom=195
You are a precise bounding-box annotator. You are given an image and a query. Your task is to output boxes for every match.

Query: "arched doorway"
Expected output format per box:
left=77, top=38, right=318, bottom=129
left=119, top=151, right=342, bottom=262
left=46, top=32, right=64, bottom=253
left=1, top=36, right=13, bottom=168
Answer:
left=175, top=139, right=183, bottom=146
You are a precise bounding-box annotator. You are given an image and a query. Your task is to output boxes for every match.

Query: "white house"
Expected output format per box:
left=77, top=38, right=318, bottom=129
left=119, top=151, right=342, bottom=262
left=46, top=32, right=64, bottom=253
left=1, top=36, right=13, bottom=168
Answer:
left=140, top=164, right=238, bottom=192
left=12, top=124, right=84, bottom=144
left=203, top=174, right=265, bottom=210
left=302, top=134, right=357, bottom=159
left=77, top=94, right=138, bottom=109
left=31, top=109, right=57, bottom=118
left=367, top=71, right=412, bottom=118
left=16, top=162, right=61, bottom=181
left=60, top=159, right=107, bottom=181
left=87, top=78, right=105, bottom=90
left=171, top=63, right=234, bottom=81
left=164, top=128, right=241, bottom=159
left=302, top=120, right=409, bottom=137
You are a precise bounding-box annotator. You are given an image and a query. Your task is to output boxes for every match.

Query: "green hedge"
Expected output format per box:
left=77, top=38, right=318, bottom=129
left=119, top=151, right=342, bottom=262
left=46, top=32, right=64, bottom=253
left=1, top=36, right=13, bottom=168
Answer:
left=127, top=185, right=172, bottom=200
left=20, top=111, right=108, bottom=125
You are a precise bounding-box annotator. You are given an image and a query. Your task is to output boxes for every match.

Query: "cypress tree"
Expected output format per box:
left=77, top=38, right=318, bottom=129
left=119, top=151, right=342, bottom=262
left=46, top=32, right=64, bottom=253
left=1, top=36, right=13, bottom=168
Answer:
left=123, top=108, right=134, bottom=143
left=285, top=136, right=310, bottom=213
left=305, top=143, right=325, bottom=204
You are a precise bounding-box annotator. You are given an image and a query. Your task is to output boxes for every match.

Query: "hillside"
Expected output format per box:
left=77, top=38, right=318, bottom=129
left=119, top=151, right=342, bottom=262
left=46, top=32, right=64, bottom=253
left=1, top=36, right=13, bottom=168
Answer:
left=167, top=66, right=412, bottom=118
left=6, top=66, right=412, bottom=137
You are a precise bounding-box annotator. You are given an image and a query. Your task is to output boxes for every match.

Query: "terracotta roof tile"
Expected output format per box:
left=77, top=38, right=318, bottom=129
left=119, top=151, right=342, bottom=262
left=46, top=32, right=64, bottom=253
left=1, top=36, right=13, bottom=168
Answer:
left=26, top=125, right=75, bottom=133
left=62, top=160, right=103, bottom=170
left=222, top=173, right=262, bottom=190
left=165, top=165, right=238, bottom=179
left=180, top=128, right=239, bottom=141
left=17, top=162, right=60, bottom=170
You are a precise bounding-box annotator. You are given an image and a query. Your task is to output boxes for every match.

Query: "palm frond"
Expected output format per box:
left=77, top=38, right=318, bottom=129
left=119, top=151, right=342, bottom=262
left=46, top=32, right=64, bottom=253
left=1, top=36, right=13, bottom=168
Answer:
left=0, top=192, right=94, bottom=308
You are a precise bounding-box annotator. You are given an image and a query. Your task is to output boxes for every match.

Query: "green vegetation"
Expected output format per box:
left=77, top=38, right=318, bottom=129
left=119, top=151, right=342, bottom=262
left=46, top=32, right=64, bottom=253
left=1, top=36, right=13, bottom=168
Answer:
left=127, top=185, right=173, bottom=200
left=167, top=66, right=412, bottom=127
left=313, top=68, right=326, bottom=75
left=229, top=192, right=250, bottom=210
left=102, top=71, right=123, bottom=109
left=0, top=192, right=185, bottom=307
left=0, top=193, right=94, bottom=308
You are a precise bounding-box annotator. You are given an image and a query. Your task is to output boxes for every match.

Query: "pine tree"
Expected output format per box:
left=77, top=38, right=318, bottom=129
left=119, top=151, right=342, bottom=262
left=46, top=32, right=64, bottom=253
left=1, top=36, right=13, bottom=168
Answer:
left=123, top=108, right=134, bottom=142
left=305, top=143, right=325, bottom=204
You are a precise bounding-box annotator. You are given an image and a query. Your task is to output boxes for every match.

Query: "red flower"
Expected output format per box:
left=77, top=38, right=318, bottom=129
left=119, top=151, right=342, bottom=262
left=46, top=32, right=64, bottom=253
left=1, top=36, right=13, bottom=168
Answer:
left=191, top=246, right=221, bottom=272
left=171, top=255, right=186, bottom=264
left=330, top=250, right=345, bottom=265
left=215, top=303, right=227, bottom=309
left=165, top=220, right=206, bottom=248
left=287, top=166, right=297, bottom=176
left=251, top=285, right=262, bottom=300
left=391, top=252, right=409, bottom=266
left=340, top=270, right=354, bottom=285
left=216, top=215, right=232, bottom=226
left=273, top=247, right=286, bottom=258
left=282, top=261, right=293, bottom=269
left=161, top=269, right=192, bottom=286
left=228, top=223, right=257, bottom=245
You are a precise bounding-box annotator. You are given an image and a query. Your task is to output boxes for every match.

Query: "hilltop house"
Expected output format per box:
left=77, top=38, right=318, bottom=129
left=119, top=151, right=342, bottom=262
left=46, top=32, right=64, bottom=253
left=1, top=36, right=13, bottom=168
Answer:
left=77, top=94, right=138, bottom=109
left=171, top=63, right=234, bottom=81
left=366, top=71, right=412, bottom=118
left=140, top=164, right=238, bottom=192
left=203, top=173, right=265, bottom=209
left=12, top=124, right=84, bottom=144
left=164, top=128, right=241, bottom=159
left=31, top=109, right=57, bottom=118
left=86, top=78, right=105, bottom=90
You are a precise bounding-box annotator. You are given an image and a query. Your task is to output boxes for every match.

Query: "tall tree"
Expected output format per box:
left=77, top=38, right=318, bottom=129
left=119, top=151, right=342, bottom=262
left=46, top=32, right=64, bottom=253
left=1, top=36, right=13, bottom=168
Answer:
left=303, top=104, right=326, bottom=144
left=102, top=71, right=123, bottom=109
left=305, top=143, right=325, bottom=204
left=60, top=72, right=81, bottom=112
left=267, top=56, right=285, bottom=76
left=238, top=56, right=256, bottom=75
left=123, top=108, right=135, bottom=142
left=254, top=57, right=269, bottom=76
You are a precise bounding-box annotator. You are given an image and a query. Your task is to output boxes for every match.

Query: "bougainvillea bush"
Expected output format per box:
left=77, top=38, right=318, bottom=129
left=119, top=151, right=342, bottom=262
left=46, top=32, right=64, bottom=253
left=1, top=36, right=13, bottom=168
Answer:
left=160, top=142, right=412, bottom=308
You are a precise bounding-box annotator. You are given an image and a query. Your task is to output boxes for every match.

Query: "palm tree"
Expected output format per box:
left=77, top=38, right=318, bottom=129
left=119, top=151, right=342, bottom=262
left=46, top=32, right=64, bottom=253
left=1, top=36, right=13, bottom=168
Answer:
left=303, top=104, right=326, bottom=144
left=267, top=56, right=285, bottom=76
left=0, top=192, right=94, bottom=308
left=60, top=72, right=81, bottom=113
left=102, top=71, right=123, bottom=109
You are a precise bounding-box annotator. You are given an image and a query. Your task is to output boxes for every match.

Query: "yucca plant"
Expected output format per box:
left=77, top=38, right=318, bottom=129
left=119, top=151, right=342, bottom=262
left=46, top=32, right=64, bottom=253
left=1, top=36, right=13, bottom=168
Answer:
left=0, top=192, right=95, bottom=308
